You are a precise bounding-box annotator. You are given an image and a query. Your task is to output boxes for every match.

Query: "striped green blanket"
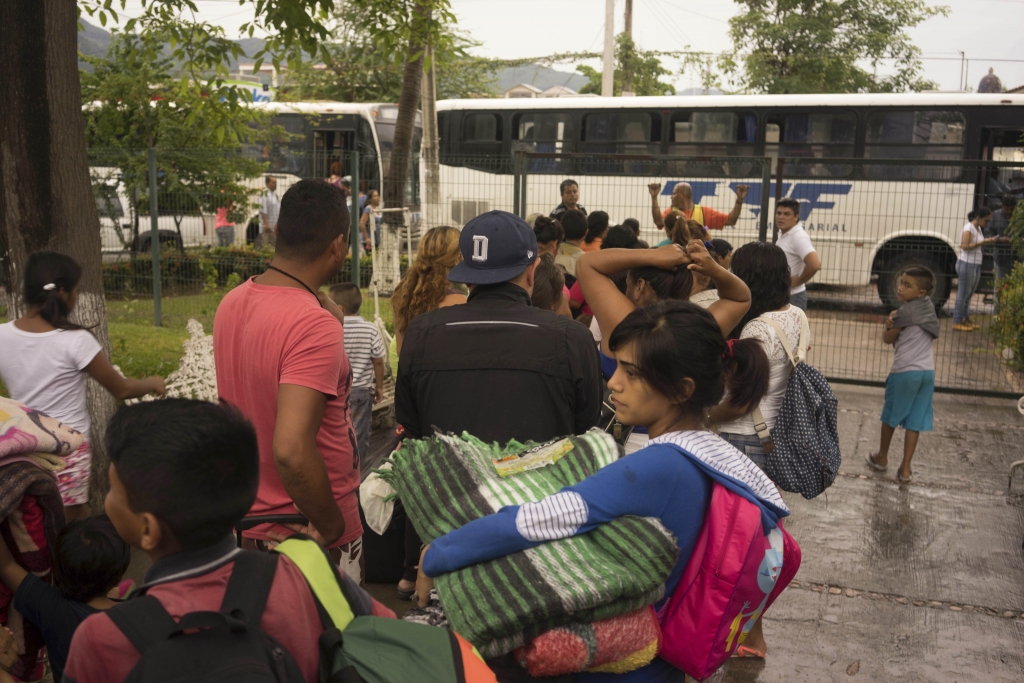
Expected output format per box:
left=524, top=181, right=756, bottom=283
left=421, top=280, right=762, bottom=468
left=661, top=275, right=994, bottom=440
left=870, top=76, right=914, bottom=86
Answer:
left=382, top=430, right=678, bottom=657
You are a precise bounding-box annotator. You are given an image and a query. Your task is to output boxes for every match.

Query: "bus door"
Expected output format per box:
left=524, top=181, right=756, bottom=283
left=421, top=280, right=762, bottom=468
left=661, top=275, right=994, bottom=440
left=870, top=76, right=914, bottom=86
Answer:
left=979, top=126, right=1024, bottom=208
left=312, top=129, right=356, bottom=179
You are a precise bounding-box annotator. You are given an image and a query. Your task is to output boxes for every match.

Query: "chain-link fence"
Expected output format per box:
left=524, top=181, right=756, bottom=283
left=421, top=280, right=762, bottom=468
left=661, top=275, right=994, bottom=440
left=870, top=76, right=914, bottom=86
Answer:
left=89, top=148, right=417, bottom=331
left=82, top=147, right=1024, bottom=396
left=515, top=153, right=1023, bottom=396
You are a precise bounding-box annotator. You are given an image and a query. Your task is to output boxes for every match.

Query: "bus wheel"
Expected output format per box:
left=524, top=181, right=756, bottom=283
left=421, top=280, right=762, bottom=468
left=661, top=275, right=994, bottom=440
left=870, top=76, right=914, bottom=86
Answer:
left=877, top=251, right=951, bottom=312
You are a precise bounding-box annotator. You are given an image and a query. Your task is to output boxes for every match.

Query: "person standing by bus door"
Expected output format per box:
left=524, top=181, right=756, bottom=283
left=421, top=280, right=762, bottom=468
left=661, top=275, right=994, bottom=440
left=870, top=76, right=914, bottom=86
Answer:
left=984, top=197, right=1018, bottom=314
left=775, top=198, right=820, bottom=311
left=550, top=179, right=587, bottom=219
left=648, top=181, right=749, bottom=238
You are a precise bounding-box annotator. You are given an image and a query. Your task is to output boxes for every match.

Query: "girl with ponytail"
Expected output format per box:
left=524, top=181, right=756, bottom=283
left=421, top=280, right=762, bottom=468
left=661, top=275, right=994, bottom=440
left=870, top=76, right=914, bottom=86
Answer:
left=416, top=301, right=786, bottom=680
left=578, top=240, right=754, bottom=453
left=0, top=252, right=166, bottom=520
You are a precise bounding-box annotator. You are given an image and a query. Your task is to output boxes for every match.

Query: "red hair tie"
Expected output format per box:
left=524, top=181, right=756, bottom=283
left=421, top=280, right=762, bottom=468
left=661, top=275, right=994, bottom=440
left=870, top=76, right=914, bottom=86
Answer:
left=723, top=339, right=736, bottom=360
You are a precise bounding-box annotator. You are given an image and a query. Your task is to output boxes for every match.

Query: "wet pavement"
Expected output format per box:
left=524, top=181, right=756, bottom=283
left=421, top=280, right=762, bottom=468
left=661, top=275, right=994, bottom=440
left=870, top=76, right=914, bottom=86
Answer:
left=369, top=383, right=1024, bottom=681
left=806, top=285, right=1022, bottom=394
left=707, top=384, right=1024, bottom=682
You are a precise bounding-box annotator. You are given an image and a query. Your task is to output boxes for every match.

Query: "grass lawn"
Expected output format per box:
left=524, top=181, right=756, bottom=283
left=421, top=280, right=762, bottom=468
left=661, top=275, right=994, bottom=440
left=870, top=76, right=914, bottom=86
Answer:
left=1, top=289, right=393, bottom=398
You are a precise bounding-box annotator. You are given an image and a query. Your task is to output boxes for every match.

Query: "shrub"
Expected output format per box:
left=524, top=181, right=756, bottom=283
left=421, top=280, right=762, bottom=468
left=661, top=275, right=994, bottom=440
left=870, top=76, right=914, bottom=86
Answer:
left=989, top=262, right=1024, bottom=368
left=102, top=244, right=408, bottom=297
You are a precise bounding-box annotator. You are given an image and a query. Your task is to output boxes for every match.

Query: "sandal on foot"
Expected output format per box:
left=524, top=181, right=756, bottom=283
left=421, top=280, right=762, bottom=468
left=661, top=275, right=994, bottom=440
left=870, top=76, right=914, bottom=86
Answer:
left=732, top=645, right=766, bottom=659
left=865, top=452, right=888, bottom=471
left=897, top=470, right=912, bottom=484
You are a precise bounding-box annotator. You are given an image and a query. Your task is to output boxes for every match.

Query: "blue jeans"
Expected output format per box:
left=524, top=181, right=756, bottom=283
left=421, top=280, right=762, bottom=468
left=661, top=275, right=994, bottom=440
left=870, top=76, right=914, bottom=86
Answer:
left=349, top=387, right=374, bottom=469
left=719, top=431, right=767, bottom=471
left=215, top=225, right=235, bottom=247
left=790, top=290, right=808, bottom=311
left=954, top=259, right=981, bottom=324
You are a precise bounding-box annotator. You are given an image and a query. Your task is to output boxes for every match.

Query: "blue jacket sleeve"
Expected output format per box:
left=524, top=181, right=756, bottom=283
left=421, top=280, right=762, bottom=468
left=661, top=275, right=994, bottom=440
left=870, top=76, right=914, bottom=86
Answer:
left=423, top=446, right=698, bottom=576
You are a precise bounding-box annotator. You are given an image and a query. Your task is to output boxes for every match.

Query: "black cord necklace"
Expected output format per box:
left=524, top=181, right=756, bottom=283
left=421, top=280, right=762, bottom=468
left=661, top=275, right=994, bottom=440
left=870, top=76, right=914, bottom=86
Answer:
left=265, top=265, right=323, bottom=308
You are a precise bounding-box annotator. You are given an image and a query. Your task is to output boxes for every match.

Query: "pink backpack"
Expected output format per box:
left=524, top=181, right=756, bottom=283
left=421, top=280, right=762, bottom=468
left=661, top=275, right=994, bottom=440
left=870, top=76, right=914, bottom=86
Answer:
left=657, top=482, right=801, bottom=681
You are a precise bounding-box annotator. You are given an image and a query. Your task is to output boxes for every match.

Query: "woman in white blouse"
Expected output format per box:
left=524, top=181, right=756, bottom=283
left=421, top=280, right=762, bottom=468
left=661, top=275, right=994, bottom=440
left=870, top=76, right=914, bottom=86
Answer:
left=954, top=208, right=1001, bottom=331
left=710, top=241, right=809, bottom=470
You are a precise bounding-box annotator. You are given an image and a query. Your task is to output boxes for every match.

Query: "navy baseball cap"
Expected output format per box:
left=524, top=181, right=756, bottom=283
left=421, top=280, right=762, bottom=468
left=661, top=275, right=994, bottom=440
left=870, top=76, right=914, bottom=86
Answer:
left=448, top=211, right=538, bottom=285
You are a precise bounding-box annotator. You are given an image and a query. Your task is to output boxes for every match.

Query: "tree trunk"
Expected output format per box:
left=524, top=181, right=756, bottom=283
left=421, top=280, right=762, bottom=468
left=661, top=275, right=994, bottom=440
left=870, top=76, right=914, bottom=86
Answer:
left=379, top=0, right=427, bottom=293
left=0, top=0, right=117, bottom=511
left=383, top=3, right=426, bottom=217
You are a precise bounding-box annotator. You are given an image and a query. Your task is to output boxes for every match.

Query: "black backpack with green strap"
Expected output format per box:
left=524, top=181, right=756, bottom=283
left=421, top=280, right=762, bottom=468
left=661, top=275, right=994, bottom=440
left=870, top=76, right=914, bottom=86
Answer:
left=105, top=551, right=305, bottom=683
left=108, top=538, right=496, bottom=683
left=271, top=537, right=496, bottom=683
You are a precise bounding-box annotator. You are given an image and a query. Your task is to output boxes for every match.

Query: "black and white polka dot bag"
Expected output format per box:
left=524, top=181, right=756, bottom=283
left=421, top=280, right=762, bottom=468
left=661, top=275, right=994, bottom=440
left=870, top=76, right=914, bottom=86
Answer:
left=751, top=316, right=841, bottom=499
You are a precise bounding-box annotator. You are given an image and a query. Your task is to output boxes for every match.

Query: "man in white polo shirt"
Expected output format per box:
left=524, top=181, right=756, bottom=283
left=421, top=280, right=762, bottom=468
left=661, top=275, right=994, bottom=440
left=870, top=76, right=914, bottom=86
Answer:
left=775, top=198, right=820, bottom=311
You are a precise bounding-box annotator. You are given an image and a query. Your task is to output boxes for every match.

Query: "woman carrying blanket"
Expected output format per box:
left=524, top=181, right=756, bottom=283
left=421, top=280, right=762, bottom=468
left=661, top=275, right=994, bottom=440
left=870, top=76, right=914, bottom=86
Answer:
left=417, top=300, right=787, bottom=682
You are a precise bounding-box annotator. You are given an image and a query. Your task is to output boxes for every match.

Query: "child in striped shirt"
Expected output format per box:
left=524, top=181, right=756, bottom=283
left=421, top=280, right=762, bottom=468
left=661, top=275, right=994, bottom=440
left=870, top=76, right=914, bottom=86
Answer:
left=330, top=284, right=386, bottom=469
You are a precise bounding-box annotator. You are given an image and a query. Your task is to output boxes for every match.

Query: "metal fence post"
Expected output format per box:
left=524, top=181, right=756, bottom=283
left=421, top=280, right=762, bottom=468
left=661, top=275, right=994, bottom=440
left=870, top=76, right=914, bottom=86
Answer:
left=772, top=157, right=786, bottom=244
left=147, top=147, right=162, bottom=326
left=350, top=150, right=360, bottom=287
left=512, top=152, right=522, bottom=217
left=520, top=158, right=528, bottom=218
left=758, top=158, right=771, bottom=242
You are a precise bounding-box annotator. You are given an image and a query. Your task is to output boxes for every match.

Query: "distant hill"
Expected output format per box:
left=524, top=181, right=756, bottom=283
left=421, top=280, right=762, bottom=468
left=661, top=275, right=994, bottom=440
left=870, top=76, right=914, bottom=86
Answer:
left=79, top=19, right=589, bottom=97
left=494, top=65, right=589, bottom=94
left=78, top=19, right=265, bottom=71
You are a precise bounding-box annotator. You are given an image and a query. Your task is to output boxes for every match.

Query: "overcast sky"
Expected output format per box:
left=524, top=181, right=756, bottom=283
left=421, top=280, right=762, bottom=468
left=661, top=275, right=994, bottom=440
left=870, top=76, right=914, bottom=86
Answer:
left=102, top=0, right=1024, bottom=93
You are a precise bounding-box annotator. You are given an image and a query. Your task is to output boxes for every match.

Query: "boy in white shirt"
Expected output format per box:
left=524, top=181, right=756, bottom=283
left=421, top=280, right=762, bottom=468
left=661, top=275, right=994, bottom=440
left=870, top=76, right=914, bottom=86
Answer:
left=775, top=198, right=821, bottom=311
left=329, top=283, right=386, bottom=468
left=865, top=268, right=939, bottom=483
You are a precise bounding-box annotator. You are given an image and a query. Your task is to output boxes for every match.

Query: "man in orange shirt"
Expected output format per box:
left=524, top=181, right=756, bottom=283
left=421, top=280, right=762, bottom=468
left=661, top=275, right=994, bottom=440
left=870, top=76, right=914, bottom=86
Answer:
left=648, top=181, right=749, bottom=235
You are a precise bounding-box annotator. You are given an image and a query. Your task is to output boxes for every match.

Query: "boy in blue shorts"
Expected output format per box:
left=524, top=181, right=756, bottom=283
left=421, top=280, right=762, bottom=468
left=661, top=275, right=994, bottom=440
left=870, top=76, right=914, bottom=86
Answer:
left=865, top=267, right=939, bottom=483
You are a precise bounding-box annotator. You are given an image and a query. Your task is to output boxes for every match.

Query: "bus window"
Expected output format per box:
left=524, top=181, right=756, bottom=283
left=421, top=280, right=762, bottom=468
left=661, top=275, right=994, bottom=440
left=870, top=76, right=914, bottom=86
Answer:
left=765, top=111, right=856, bottom=177
left=580, top=112, right=659, bottom=172
left=464, top=113, right=501, bottom=142
left=668, top=111, right=757, bottom=177
left=864, top=110, right=965, bottom=180
left=513, top=112, right=575, bottom=173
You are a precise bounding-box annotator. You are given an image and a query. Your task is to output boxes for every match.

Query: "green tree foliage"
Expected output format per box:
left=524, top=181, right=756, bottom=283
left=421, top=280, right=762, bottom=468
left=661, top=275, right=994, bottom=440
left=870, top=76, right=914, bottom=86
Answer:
left=723, top=0, right=949, bottom=94
left=81, top=32, right=274, bottom=249
left=282, top=4, right=498, bottom=102
left=576, top=34, right=675, bottom=97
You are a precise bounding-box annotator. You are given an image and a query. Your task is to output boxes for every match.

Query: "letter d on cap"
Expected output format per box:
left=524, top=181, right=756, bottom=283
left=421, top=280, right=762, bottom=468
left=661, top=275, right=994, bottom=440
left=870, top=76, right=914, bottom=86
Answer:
left=472, top=235, right=489, bottom=262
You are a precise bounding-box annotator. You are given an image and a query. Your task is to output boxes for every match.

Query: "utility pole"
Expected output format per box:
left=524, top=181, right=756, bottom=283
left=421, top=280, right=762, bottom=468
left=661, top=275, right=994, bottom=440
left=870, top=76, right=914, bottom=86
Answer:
left=622, top=0, right=634, bottom=96
left=602, top=0, right=615, bottom=97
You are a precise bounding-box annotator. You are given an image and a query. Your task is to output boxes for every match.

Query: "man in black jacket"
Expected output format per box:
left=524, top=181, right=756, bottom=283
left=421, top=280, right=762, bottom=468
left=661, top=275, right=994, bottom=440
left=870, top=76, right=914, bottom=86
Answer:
left=396, top=210, right=602, bottom=445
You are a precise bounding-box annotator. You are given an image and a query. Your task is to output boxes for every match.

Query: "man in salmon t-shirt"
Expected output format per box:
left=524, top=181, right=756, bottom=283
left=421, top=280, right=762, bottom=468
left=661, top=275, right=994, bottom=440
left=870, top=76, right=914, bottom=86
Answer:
left=214, top=179, right=363, bottom=576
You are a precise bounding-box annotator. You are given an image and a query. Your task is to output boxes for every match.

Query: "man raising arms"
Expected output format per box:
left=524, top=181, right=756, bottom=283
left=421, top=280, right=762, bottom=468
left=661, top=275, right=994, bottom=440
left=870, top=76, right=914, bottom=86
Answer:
left=648, top=181, right=749, bottom=234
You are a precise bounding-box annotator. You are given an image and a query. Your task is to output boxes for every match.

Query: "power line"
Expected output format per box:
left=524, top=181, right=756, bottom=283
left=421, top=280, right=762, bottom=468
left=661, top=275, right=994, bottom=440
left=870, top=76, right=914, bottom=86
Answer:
left=653, top=0, right=729, bottom=24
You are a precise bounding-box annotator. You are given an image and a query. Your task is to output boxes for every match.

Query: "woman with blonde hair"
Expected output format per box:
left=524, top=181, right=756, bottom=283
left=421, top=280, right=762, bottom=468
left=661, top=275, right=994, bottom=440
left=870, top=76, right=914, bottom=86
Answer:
left=390, top=226, right=466, bottom=363
left=388, top=226, right=466, bottom=601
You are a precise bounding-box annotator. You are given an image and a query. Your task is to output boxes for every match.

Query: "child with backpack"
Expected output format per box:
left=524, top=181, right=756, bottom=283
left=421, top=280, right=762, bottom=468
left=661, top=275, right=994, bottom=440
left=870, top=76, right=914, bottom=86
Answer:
left=865, top=267, right=939, bottom=483
left=0, top=252, right=166, bottom=521
left=0, top=515, right=130, bottom=683
left=62, top=399, right=396, bottom=683
left=416, top=301, right=798, bottom=682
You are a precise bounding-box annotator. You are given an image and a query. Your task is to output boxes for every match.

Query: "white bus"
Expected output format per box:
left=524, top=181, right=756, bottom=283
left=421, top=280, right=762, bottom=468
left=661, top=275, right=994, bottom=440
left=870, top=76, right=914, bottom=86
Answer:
left=435, top=93, right=1024, bottom=307
left=94, top=101, right=421, bottom=252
